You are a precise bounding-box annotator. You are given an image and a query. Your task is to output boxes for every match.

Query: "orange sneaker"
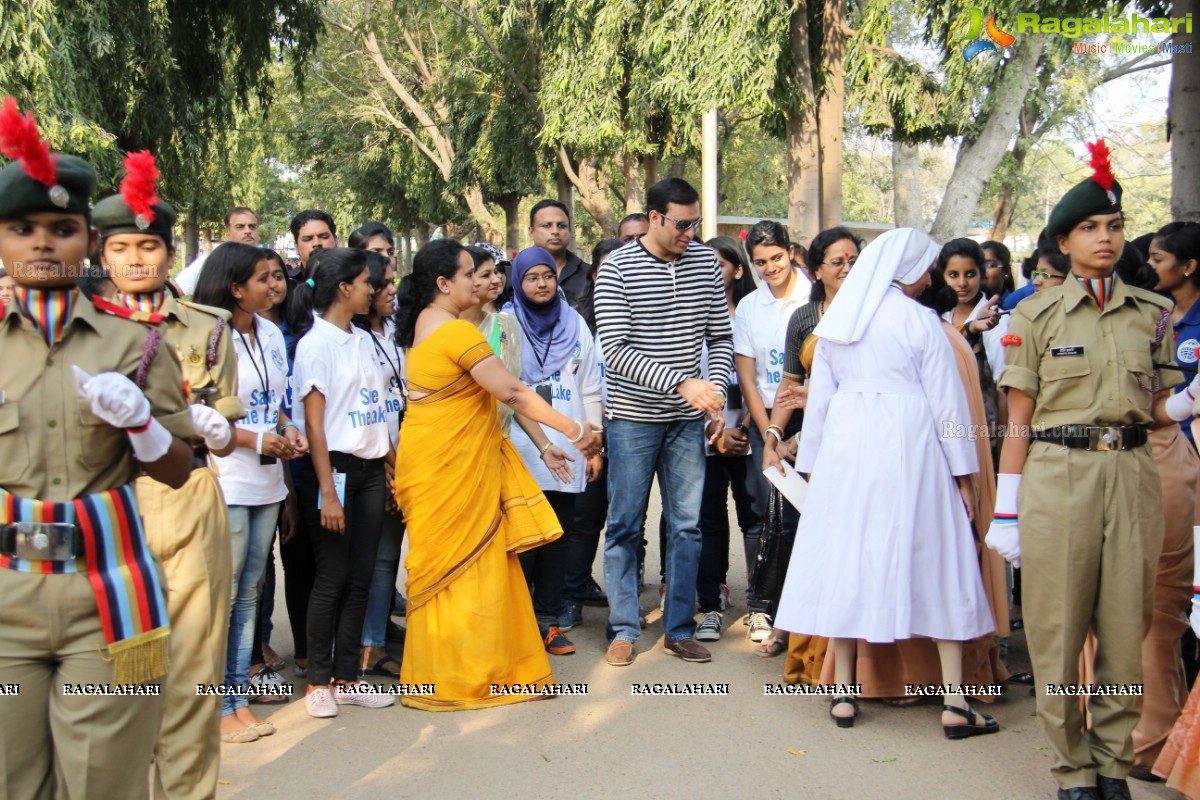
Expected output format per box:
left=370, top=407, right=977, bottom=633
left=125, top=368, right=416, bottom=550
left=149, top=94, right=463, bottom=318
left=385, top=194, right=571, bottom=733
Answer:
left=543, top=626, right=576, bottom=655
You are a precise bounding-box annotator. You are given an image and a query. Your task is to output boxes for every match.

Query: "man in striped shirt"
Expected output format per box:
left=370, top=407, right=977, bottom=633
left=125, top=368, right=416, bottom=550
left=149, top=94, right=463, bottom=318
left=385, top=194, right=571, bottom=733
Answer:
left=594, top=178, right=734, bottom=666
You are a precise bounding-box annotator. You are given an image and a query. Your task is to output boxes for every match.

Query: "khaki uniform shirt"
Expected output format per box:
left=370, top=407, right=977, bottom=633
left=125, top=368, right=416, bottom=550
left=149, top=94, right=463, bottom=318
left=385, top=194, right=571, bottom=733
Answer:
left=158, top=296, right=245, bottom=424
left=0, top=292, right=194, bottom=501
left=999, top=275, right=1181, bottom=427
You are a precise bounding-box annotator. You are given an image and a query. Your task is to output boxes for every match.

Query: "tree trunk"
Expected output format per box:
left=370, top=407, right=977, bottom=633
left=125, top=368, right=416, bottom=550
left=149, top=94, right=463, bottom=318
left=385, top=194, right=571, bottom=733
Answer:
left=989, top=139, right=1028, bottom=242
left=668, top=158, right=686, bottom=179
left=643, top=154, right=659, bottom=188
left=184, top=204, right=199, bottom=264
left=785, top=4, right=820, bottom=245
left=462, top=185, right=504, bottom=245
left=930, top=34, right=1045, bottom=241
left=892, top=141, right=923, bottom=229
left=558, top=148, right=619, bottom=237
left=817, top=0, right=847, bottom=231
left=556, top=163, right=573, bottom=211
left=416, top=225, right=431, bottom=248
left=1171, top=0, right=1200, bottom=221
left=498, top=193, right=521, bottom=254
left=622, top=151, right=644, bottom=213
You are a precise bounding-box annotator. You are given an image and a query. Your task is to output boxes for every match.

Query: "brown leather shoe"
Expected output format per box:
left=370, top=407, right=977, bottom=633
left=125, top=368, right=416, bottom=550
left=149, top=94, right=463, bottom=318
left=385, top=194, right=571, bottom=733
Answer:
left=664, top=638, right=711, bottom=663
left=605, top=639, right=635, bottom=667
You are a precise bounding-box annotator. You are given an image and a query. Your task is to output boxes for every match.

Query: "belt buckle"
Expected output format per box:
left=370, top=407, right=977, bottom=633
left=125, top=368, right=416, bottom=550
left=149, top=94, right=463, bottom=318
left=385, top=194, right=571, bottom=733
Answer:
left=1088, top=427, right=1121, bottom=451
left=10, top=522, right=78, bottom=560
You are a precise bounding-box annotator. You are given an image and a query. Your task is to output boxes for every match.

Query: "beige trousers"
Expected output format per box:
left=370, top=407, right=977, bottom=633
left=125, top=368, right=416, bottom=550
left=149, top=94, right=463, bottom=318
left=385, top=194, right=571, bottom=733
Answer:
left=0, top=567, right=165, bottom=800
left=1022, top=441, right=1163, bottom=789
left=137, top=468, right=232, bottom=800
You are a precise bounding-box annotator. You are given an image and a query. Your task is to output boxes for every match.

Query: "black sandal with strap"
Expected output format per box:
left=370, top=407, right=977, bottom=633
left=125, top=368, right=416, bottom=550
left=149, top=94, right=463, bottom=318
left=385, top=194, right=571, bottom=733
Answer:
left=830, top=695, right=859, bottom=728
left=942, top=703, right=999, bottom=740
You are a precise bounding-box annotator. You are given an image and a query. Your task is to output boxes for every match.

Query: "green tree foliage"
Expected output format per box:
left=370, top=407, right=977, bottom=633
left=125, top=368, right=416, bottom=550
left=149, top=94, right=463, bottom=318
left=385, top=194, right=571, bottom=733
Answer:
left=0, top=0, right=322, bottom=220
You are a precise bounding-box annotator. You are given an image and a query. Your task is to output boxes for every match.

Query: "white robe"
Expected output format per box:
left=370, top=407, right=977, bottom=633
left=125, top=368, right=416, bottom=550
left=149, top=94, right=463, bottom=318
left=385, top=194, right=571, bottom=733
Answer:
left=775, top=287, right=995, bottom=643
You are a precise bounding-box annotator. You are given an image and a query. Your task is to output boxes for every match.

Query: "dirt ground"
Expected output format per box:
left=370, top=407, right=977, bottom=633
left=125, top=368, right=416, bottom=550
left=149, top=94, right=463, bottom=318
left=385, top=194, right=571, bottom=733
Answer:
left=215, top=489, right=1185, bottom=800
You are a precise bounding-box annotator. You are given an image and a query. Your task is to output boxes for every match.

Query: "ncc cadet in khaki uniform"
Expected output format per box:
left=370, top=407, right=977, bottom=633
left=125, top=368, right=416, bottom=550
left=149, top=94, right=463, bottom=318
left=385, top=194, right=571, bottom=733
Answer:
left=986, top=141, right=1200, bottom=800
left=0, top=100, right=196, bottom=799
left=92, top=151, right=245, bottom=800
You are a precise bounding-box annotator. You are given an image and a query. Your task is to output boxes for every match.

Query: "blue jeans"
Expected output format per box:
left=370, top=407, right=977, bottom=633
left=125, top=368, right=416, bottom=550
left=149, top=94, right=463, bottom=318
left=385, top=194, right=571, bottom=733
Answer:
left=361, top=509, right=405, bottom=647
left=605, top=418, right=706, bottom=643
left=223, top=503, right=282, bottom=715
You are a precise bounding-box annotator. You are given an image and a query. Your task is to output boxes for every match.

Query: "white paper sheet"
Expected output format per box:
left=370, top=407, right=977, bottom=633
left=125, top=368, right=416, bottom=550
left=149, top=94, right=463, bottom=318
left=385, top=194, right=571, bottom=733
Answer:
left=763, top=464, right=808, bottom=511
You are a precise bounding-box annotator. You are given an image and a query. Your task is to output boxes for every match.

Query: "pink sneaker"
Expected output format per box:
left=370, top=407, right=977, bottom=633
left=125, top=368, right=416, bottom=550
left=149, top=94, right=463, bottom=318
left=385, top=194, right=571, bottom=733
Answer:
left=334, top=680, right=395, bottom=709
left=305, top=686, right=338, bottom=718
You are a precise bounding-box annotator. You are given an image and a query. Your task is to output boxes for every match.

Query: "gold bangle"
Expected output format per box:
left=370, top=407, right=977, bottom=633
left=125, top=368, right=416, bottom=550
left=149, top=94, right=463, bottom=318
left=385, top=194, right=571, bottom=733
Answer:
left=766, top=425, right=785, bottom=444
left=539, top=440, right=553, bottom=455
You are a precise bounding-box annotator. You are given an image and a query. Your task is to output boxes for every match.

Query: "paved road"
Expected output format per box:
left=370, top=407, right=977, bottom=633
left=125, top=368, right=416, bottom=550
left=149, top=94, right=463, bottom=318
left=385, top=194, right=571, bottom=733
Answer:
left=216, top=490, right=1184, bottom=800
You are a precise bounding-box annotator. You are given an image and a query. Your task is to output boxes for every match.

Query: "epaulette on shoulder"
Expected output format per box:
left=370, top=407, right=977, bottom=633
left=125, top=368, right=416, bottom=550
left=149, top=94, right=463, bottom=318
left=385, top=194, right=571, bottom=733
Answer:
left=177, top=299, right=232, bottom=322
left=1126, top=284, right=1174, bottom=311
left=91, top=295, right=166, bottom=325
left=1012, top=287, right=1059, bottom=321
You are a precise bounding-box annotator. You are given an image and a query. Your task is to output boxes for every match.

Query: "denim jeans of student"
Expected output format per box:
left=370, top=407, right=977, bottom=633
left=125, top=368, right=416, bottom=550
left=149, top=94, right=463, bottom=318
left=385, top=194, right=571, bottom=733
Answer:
left=520, top=490, right=575, bottom=633
left=697, top=452, right=760, bottom=613
left=361, top=509, right=405, bottom=648
left=605, top=418, right=706, bottom=643
left=744, top=423, right=799, bottom=615
left=223, top=502, right=282, bottom=715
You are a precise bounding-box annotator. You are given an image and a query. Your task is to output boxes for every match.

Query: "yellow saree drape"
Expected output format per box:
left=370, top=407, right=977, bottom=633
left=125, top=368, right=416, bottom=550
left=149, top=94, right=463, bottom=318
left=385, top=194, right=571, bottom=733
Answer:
left=396, top=320, right=562, bottom=711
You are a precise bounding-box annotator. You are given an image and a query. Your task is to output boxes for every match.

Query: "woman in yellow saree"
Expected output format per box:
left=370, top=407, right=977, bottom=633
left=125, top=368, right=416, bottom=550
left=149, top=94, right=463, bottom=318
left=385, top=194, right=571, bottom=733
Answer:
left=393, top=240, right=602, bottom=710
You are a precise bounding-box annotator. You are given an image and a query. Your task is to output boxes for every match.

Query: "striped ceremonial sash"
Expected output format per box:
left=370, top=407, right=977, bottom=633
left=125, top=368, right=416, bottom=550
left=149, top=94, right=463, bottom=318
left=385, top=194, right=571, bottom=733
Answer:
left=0, top=485, right=170, bottom=683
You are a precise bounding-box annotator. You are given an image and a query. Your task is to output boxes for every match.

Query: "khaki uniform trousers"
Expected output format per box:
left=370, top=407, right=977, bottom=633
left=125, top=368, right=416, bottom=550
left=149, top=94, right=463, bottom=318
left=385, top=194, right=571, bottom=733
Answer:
left=1021, top=440, right=1163, bottom=789
left=137, top=467, right=232, bottom=800
left=0, top=567, right=165, bottom=800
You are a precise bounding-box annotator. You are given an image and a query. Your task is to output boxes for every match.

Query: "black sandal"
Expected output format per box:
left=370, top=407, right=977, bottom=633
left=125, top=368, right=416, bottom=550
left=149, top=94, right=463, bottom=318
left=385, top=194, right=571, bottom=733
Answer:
left=942, top=703, right=999, bottom=740
left=830, top=695, right=859, bottom=728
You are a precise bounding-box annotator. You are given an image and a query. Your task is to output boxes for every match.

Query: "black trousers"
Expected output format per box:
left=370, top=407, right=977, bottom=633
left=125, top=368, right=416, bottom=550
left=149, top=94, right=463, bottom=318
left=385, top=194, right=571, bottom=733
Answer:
left=302, top=452, right=386, bottom=685
left=280, top=459, right=316, bottom=661
left=564, top=462, right=606, bottom=604
left=520, top=490, right=575, bottom=632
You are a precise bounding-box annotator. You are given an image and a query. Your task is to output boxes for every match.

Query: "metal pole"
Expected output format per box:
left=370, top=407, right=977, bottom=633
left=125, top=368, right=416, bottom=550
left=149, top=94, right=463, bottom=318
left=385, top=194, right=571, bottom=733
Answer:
left=701, top=108, right=718, bottom=241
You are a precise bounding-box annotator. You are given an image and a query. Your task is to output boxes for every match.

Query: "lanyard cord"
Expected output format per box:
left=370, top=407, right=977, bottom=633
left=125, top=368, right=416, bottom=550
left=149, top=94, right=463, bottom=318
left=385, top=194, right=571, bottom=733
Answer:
left=234, top=323, right=270, bottom=399
left=371, top=329, right=403, bottom=389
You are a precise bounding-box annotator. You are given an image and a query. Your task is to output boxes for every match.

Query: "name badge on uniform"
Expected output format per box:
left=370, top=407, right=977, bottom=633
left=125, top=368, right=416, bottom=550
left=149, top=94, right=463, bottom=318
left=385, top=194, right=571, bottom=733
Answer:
left=1051, top=346, right=1085, bottom=357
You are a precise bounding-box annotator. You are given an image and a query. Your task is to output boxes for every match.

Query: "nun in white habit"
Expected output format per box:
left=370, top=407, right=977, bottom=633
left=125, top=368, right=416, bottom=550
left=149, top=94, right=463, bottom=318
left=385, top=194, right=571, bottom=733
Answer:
left=773, top=228, right=998, bottom=737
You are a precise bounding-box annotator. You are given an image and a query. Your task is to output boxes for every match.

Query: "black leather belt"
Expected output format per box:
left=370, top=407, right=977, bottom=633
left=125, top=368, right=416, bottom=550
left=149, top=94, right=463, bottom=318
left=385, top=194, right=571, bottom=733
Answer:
left=1031, top=425, right=1148, bottom=451
left=0, top=522, right=86, bottom=559
left=192, top=444, right=209, bottom=470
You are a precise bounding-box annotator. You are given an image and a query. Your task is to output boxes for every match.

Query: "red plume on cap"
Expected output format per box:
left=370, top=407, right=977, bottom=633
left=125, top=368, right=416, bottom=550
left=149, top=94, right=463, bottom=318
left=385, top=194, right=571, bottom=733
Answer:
left=1086, top=139, right=1115, bottom=192
left=120, top=150, right=160, bottom=227
left=0, top=97, right=59, bottom=187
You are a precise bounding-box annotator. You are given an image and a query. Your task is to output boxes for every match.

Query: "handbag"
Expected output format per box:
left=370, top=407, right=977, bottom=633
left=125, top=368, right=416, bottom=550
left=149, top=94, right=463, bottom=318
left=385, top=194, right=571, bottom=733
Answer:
left=751, top=487, right=795, bottom=603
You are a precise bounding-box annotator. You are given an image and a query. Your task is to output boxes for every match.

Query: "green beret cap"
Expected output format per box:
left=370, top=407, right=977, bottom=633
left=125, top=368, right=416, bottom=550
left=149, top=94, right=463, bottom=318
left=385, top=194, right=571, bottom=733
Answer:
left=1046, top=177, right=1123, bottom=239
left=93, top=194, right=177, bottom=247
left=0, top=154, right=95, bottom=219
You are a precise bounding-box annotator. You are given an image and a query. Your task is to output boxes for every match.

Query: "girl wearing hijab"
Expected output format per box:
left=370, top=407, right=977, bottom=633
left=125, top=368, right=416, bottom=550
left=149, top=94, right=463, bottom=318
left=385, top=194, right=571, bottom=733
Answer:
left=501, top=247, right=603, bottom=656
left=773, top=228, right=997, bottom=737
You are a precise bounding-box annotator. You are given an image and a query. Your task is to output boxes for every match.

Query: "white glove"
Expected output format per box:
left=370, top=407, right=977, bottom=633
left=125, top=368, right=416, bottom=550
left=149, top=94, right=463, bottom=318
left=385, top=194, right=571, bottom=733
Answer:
left=72, top=365, right=150, bottom=429
left=189, top=404, right=231, bottom=450
left=1166, top=374, right=1200, bottom=422
left=72, top=365, right=172, bottom=462
left=985, top=473, right=1022, bottom=567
